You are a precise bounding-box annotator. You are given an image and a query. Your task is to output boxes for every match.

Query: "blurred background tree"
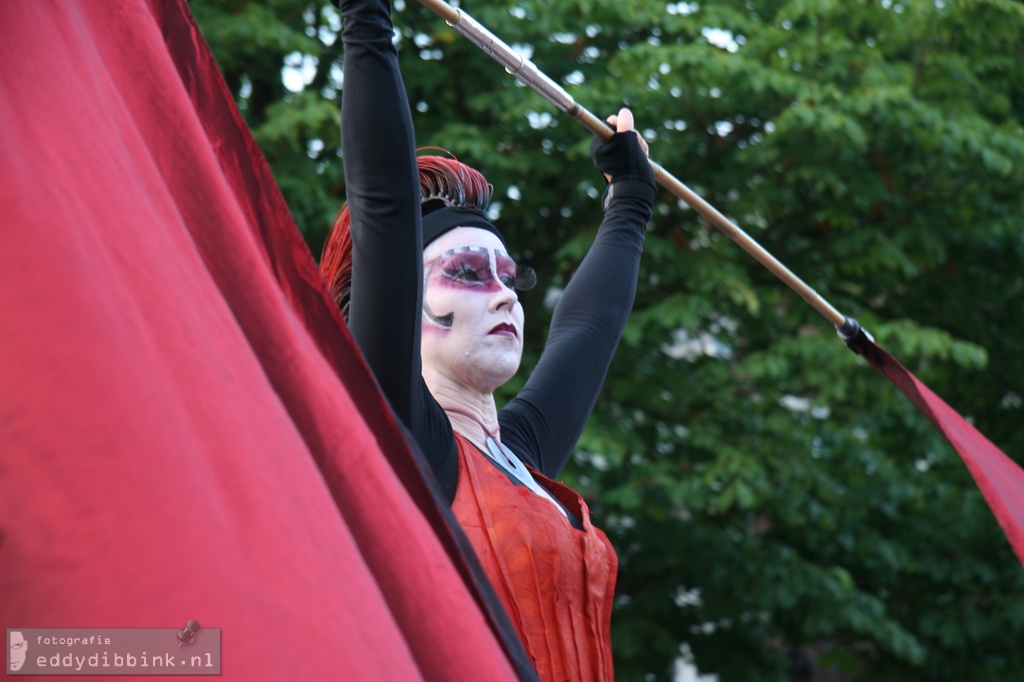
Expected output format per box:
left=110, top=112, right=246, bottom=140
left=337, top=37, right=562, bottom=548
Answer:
left=192, top=0, right=1024, bottom=679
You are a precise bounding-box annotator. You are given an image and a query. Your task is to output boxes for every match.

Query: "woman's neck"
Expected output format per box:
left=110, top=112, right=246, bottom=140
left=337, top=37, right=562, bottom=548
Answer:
left=423, top=371, right=500, bottom=446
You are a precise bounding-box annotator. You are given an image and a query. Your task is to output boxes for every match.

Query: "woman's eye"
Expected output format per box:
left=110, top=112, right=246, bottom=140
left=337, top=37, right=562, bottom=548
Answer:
left=444, top=263, right=486, bottom=284
left=458, top=265, right=481, bottom=281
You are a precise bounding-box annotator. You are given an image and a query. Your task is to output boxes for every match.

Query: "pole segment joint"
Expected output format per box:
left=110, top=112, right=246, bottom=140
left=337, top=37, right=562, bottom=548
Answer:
left=444, top=10, right=578, bottom=115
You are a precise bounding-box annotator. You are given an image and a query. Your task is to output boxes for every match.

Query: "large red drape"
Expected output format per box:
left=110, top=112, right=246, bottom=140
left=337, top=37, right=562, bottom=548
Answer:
left=0, top=1, right=531, bottom=679
left=847, top=331, right=1024, bottom=567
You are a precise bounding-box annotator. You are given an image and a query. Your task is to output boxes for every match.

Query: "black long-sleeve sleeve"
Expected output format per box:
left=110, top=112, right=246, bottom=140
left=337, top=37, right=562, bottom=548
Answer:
left=340, top=0, right=420, bottom=416
left=499, top=185, right=652, bottom=479
left=340, top=0, right=652, bottom=502
left=340, top=0, right=458, bottom=495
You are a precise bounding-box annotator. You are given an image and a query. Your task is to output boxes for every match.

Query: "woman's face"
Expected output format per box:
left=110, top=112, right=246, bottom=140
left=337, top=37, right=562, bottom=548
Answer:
left=421, top=227, right=525, bottom=393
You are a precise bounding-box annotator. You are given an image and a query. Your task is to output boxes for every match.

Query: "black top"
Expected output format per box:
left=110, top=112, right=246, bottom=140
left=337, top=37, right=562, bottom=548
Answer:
left=340, top=0, right=654, bottom=504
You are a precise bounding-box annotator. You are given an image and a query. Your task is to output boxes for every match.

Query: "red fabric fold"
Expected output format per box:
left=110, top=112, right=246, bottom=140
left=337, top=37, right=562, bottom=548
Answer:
left=850, top=333, right=1024, bottom=567
left=0, top=1, right=523, bottom=679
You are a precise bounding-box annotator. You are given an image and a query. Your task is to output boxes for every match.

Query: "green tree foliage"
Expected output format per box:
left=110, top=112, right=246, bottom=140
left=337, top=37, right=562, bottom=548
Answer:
left=193, top=0, right=1024, bottom=679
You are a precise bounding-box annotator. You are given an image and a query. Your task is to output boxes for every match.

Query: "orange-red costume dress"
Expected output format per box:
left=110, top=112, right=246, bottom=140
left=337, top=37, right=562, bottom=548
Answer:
left=452, top=433, right=619, bottom=682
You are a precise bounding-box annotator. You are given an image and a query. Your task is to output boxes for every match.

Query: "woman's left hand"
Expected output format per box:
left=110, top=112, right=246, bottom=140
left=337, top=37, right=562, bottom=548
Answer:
left=591, top=107, right=654, bottom=188
left=605, top=107, right=649, bottom=162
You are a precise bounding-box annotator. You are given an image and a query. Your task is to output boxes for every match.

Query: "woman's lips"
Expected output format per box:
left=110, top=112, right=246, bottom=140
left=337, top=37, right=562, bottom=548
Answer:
left=489, top=323, right=518, bottom=338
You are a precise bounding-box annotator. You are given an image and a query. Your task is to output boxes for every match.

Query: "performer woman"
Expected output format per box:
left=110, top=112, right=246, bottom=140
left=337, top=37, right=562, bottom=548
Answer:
left=321, top=0, right=655, bottom=678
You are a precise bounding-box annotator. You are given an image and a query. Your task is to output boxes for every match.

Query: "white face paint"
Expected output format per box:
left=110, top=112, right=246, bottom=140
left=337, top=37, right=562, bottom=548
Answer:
left=421, top=227, right=525, bottom=393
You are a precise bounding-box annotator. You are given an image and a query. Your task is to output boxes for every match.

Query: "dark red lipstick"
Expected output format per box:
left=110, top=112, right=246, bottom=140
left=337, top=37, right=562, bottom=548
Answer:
left=489, top=323, right=518, bottom=338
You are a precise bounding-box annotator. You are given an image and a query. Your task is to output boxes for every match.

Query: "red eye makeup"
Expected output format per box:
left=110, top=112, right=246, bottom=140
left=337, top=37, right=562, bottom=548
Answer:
left=428, top=246, right=522, bottom=292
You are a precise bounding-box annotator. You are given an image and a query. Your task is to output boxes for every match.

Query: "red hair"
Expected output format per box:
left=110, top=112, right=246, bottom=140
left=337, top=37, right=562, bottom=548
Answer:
left=320, top=155, right=492, bottom=320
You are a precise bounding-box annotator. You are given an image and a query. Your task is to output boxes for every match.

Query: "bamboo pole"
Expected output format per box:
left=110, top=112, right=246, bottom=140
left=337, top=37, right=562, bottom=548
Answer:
left=417, top=0, right=851, bottom=331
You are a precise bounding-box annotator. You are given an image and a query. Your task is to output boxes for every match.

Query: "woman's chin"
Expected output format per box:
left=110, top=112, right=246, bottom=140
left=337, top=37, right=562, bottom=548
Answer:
left=468, top=354, right=521, bottom=393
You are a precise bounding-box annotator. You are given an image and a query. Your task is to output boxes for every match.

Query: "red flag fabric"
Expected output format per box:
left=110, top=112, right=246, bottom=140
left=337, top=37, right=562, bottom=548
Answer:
left=846, top=329, right=1024, bottom=567
left=0, top=1, right=530, bottom=679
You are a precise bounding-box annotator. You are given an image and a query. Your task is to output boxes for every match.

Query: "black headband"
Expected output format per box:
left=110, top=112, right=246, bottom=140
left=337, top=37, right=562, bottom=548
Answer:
left=421, top=206, right=504, bottom=248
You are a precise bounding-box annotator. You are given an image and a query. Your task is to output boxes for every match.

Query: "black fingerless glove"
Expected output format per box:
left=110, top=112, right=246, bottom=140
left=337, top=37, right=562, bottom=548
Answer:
left=590, top=131, right=656, bottom=210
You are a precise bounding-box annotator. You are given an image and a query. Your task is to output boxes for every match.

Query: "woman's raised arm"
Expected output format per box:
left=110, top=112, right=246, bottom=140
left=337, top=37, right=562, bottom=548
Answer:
left=500, top=112, right=655, bottom=478
left=339, top=0, right=423, bottom=424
